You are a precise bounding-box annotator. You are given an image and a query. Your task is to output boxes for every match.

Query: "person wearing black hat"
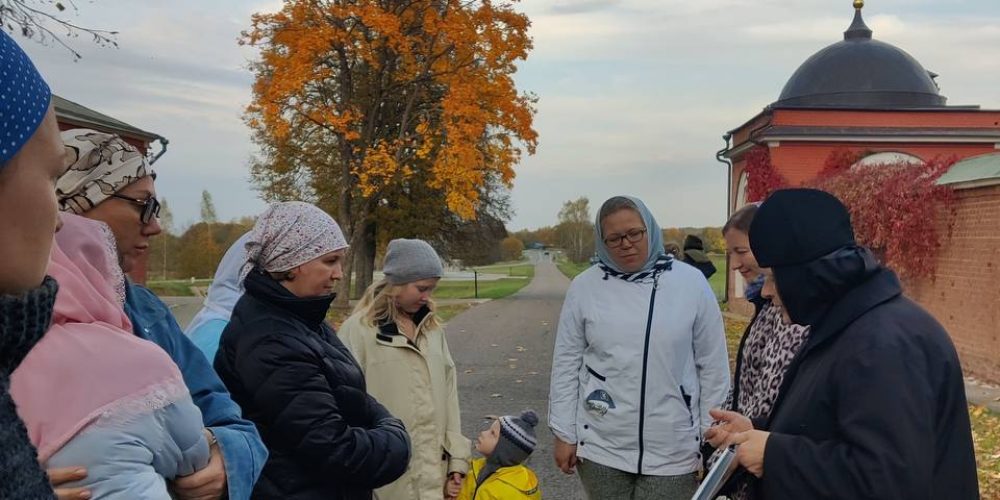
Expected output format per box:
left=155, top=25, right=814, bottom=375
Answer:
left=709, top=188, right=978, bottom=499
left=681, top=234, right=717, bottom=279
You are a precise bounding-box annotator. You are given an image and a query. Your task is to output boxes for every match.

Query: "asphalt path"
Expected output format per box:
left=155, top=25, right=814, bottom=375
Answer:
left=445, top=258, right=586, bottom=499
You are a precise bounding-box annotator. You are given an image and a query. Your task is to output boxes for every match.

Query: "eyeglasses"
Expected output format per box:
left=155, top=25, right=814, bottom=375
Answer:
left=603, top=228, right=647, bottom=248
left=109, top=194, right=161, bottom=225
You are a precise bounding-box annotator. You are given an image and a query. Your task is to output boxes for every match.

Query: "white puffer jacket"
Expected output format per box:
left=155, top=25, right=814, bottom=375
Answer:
left=548, top=261, right=730, bottom=476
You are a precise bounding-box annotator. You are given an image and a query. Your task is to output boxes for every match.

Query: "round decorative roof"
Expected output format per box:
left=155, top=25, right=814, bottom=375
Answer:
left=774, top=4, right=947, bottom=109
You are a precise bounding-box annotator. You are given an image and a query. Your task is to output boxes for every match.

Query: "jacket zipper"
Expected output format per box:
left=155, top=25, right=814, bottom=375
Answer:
left=636, top=274, right=660, bottom=473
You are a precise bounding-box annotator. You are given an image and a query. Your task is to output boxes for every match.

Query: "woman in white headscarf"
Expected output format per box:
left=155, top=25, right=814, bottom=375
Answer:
left=213, top=201, right=411, bottom=500
left=548, top=196, right=730, bottom=500
left=185, top=233, right=251, bottom=362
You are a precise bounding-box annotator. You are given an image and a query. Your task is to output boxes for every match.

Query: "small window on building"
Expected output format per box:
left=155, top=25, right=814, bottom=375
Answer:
left=854, top=152, right=924, bottom=168
left=735, top=171, right=749, bottom=211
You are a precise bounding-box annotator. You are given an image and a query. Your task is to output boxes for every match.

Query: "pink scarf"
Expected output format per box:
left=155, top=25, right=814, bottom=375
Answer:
left=10, top=214, right=189, bottom=463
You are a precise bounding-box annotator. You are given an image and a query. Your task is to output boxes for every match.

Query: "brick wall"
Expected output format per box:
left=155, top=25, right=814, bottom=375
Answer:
left=769, top=142, right=997, bottom=185
left=908, top=184, right=1000, bottom=383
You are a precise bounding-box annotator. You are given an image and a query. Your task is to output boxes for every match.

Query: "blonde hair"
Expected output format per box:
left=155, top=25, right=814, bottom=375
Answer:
left=352, top=278, right=441, bottom=330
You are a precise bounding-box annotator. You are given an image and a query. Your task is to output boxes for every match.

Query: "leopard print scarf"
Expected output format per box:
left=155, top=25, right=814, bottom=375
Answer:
left=716, top=301, right=810, bottom=500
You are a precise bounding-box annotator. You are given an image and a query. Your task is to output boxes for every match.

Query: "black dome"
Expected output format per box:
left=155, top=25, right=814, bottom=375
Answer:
left=774, top=8, right=946, bottom=109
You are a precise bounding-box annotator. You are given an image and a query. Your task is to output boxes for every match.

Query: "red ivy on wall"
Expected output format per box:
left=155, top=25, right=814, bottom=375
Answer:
left=808, top=151, right=956, bottom=279
left=818, top=148, right=867, bottom=179
left=743, top=146, right=788, bottom=203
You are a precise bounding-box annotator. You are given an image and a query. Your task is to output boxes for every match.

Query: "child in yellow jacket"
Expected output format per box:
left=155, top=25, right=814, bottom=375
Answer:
left=457, top=410, right=541, bottom=500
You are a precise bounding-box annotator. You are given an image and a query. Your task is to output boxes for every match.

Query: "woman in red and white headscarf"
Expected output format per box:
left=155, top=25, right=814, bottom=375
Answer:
left=11, top=214, right=211, bottom=499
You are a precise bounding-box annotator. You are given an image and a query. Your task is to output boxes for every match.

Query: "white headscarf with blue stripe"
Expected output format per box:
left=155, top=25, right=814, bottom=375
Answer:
left=594, top=196, right=670, bottom=280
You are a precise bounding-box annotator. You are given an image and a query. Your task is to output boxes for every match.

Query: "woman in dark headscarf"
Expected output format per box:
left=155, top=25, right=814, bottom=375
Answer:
left=548, top=195, right=730, bottom=500
left=714, top=189, right=978, bottom=499
left=0, top=30, right=73, bottom=500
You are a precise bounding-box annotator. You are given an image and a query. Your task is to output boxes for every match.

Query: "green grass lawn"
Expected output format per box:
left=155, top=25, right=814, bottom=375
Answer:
left=708, top=254, right=726, bottom=301
left=427, top=261, right=535, bottom=300
left=723, top=316, right=1000, bottom=499
left=556, top=259, right=592, bottom=280
left=472, top=262, right=535, bottom=278
left=435, top=303, right=472, bottom=322
left=433, top=277, right=531, bottom=300
left=151, top=263, right=535, bottom=299
left=557, top=254, right=728, bottom=302
left=146, top=279, right=212, bottom=297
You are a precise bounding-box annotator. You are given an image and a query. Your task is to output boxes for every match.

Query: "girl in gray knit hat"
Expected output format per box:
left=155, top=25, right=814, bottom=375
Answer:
left=456, top=410, right=542, bottom=499
left=340, top=239, right=472, bottom=500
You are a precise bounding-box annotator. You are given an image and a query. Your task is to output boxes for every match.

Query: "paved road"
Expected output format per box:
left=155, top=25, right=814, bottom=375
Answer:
left=445, top=258, right=586, bottom=499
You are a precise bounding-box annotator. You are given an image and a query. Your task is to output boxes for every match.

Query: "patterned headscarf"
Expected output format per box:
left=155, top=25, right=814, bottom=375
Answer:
left=240, top=201, right=349, bottom=287
left=56, top=129, right=153, bottom=214
left=0, top=30, right=51, bottom=166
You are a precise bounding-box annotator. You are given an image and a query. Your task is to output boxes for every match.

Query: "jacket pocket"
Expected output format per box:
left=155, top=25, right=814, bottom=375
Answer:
left=582, top=366, right=615, bottom=418
left=670, top=421, right=702, bottom=462
left=679, top=385, right=695, bottom=427
left=585, top=365, right=606, bottom=382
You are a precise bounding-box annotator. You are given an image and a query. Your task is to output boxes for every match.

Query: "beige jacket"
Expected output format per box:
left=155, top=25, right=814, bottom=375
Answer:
left=339, top=307, right=470, bottom=500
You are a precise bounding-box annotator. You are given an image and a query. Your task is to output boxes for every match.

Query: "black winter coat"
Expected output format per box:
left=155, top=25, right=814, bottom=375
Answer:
left=215, top=270, right=411, bottom=500
left=681, top=251, right=717, bottom=280
left=759, top=266, right=978, bottom=499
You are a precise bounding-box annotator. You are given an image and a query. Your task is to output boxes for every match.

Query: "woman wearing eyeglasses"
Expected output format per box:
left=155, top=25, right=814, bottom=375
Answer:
left=58, top=129, right=165, bottom=275
left=55, top=130, right=267, bottom=500
left=548, top=195, right=730, bottom=500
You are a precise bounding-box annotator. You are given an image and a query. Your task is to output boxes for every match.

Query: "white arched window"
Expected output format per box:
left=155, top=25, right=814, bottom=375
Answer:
left=734, top=171, right=749, bottom=212
left=731, top=171, right=751, bottom=299
left=854, top=152, right=924, bottom=168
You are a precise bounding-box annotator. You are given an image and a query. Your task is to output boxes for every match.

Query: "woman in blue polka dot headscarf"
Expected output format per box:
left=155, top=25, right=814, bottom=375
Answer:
left=0, top=29, right=77, bottom=500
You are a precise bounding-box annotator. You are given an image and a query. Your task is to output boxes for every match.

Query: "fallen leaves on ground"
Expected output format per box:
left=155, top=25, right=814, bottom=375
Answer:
left=971, top=405, right=1000, bottom=498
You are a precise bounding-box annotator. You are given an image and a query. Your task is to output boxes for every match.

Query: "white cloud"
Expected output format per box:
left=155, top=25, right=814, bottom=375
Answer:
left=11, top=0, right=1000, bottom=231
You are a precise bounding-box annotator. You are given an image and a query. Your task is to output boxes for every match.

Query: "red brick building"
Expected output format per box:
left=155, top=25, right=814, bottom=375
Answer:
left=54, top=95, right=168, bottom=284
left=909, top=157, right=1000, bottom=382
left=719, top=2, right=1000, bottom=381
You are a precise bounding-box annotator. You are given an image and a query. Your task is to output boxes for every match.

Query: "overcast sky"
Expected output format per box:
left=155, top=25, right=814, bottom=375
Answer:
left=19, top=0, right=1000, bottom=231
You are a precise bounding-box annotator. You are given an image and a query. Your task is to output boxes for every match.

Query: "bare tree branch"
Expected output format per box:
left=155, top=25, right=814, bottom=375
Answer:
left=0, top=0, right=118, bottom=60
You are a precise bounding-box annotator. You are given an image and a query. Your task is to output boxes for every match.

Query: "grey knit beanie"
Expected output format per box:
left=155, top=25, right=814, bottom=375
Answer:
left=478, top=410, right=539, bottom=485
left=382, top=239, right=444, bottom=285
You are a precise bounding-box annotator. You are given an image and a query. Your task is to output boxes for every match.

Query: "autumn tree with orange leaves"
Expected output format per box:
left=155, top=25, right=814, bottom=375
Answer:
left=243, top=0, right=537, bottom=301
